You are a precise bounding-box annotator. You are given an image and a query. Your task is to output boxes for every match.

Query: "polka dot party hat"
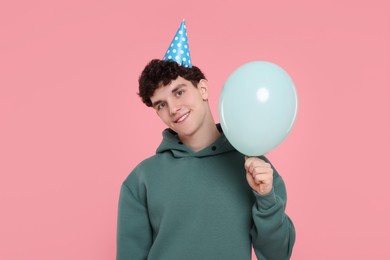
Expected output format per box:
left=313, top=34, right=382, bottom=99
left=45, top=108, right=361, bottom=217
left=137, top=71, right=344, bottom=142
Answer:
left=163, top=19, right=192, bottom=68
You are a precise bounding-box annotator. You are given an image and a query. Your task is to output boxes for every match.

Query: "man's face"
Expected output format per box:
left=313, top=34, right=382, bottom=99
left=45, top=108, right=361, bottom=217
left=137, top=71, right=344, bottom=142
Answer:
left=150, top=76, right=209, bottom=139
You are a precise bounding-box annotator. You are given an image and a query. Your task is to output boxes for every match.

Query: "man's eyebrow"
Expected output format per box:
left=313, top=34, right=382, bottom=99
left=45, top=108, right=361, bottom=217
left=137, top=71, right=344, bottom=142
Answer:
left=151, top=83, right=187, bottom=108
left=171, top=83, right=187, bottom=93
left=151, top=100, right=162, bottom=108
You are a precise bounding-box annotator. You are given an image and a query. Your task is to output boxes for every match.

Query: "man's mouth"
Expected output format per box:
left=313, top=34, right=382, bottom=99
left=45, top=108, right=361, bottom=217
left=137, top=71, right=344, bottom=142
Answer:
left=175, top=112, right=190, bottom=123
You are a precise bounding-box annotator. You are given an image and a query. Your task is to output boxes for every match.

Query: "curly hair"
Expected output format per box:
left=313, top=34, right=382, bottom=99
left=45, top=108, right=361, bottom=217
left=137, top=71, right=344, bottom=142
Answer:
left=138, top=59, right=206, bottom=107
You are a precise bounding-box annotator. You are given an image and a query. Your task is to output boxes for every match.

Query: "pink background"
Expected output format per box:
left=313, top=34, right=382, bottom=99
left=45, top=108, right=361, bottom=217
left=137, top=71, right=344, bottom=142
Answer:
left=1, top=0, right=389, bottom=259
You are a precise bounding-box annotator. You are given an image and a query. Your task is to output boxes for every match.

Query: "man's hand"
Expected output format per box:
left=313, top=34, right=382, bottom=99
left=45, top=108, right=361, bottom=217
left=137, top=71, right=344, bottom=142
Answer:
left=244, top=156, right=273, bottom=195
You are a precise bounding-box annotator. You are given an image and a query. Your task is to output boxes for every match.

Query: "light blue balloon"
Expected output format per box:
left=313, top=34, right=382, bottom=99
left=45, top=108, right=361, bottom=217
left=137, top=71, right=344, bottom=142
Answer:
left=219, top=61, right=298, bottom=156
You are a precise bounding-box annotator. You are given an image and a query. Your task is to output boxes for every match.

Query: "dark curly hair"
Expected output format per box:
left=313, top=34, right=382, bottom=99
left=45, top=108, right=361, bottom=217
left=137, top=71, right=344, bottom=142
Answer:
left=138, top=59, right=206, bottom=107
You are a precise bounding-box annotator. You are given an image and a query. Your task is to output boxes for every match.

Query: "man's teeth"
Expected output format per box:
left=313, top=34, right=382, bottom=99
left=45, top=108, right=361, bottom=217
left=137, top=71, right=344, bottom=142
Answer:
left=177, top=113, right=189, bottom=123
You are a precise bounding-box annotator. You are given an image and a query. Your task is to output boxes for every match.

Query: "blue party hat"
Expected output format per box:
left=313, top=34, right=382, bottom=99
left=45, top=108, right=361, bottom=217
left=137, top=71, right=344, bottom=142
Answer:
left=163, top=19, right=192, bottom=68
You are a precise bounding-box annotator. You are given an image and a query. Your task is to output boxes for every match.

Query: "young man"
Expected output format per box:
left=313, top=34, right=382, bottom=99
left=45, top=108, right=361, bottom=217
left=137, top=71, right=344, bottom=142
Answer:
left=116, top=58, right=295, bottom=259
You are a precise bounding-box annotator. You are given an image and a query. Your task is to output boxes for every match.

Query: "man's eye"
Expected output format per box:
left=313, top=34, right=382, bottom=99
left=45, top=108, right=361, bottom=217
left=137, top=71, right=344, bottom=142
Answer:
left=157, top=103, right=166, bottom=110
left=176, top=90, right=184, bottom=96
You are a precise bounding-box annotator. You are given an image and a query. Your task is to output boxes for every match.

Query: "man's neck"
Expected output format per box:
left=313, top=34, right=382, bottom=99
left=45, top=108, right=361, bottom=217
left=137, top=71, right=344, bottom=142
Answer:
left=179, top=119, right=221, bottom=152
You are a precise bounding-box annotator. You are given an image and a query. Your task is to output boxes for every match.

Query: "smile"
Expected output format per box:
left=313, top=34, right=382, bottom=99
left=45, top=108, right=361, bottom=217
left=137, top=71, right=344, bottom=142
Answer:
left=175, top=112, right=189, bottom=123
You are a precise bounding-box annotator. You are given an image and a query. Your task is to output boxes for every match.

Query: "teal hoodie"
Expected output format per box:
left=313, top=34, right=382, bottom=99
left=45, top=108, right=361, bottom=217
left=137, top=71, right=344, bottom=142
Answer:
left=117, top=126, right=295, bottom=260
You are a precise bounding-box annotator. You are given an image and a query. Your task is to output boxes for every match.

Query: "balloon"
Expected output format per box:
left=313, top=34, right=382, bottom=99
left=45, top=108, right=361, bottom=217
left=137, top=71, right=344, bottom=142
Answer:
left=218, top=61, right=298, bottom=156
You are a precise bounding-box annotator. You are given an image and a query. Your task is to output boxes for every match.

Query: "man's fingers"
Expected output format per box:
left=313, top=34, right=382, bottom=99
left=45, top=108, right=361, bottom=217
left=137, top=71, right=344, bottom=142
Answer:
left=248, top=164, right=273, bottom=175
left=248, top=166, right=273, bottom=184
left=253, top=172, right=272, bottom=184
left=244, top=157, right=269, bottom=171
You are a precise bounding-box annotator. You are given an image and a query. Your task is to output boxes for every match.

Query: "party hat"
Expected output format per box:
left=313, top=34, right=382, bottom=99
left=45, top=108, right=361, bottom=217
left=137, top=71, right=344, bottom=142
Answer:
left=163, top=19, right=192, bottom=68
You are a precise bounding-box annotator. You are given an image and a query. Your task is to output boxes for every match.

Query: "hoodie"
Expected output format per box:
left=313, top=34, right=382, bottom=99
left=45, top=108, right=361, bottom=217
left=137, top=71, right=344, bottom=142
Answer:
left=117, top=126, right=295, bottom=260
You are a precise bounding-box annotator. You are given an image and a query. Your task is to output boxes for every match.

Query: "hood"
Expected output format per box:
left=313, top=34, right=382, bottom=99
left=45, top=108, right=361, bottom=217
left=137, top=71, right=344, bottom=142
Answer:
left=156, top=124, right=236, bottom=158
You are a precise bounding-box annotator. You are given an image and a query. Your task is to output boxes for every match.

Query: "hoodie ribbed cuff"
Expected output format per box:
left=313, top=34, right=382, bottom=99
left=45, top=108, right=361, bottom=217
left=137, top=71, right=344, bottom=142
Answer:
left=253, top=189, right=277, bottom=211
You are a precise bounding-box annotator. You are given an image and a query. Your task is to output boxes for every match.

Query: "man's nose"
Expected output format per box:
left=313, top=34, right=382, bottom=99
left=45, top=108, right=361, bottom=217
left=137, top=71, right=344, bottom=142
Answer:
left=169, top=100, right=181, bottom=115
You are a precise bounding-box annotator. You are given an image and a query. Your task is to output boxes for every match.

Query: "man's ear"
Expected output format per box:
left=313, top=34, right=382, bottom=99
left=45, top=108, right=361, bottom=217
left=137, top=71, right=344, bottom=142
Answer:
left=198, top=79, right=209, bottom=101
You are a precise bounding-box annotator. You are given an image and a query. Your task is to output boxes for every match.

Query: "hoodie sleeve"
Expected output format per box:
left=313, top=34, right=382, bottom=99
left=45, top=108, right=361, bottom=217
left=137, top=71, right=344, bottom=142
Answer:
left=117, top=182, right=152, bottom=260
left=250, top=158, right=296, bottom=260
